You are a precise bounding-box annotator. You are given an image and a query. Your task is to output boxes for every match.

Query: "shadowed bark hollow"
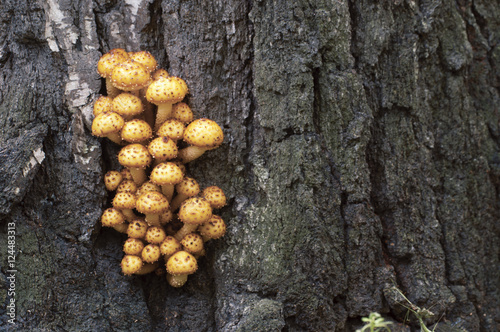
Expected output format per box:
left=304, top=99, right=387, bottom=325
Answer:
left=0, top=0, right=499, bottom=331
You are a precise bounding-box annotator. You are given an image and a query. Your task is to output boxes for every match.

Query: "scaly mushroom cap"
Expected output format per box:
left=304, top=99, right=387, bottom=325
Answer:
left=136, top=192, right=169, bottom=215
left=121, top=255, right=143, bottom=275
left=111, top=59, right=151, bottom=91
left=156, top=119, right=186, bottom=141
left=178, top=197, right=213, bottom=225
left=142, top=244, right=161, bottom=263
left=166, top=251, right=198, bottom=275
left=93, top=96, right=113, bottom=116
left=91, top=112, right=124, bottom=137
left=97, top=50, right=129, bottom=78
left=180, top=233, right=204, bottom=254
left=172, top=102, right=194, bottom=124
left=146, top=76, right=187, bottom=105
left=129, top=51, right=158, bottom=73
left=104, top=171, right=123, bottom=191
left=160, top=209, right=174, bottom=225
left=112, top=192, right=137, bottom=210
left=121, top=119, right=153, bottom=143
left=112, top=93, right=144, bottom=118
left=149, top=162, right=184, bottom=186
left=171, top=76, right=189, bottom=95
left=118, top=144, right=152, bottom=169
left=127, top=219, right=149, bottom=239
left=176, top=177, right=200, bottom=197
left=199, top=215, right=226, bottom=240
left=148, top=137, right=178, bottom=161
left=201, top=186, right=227, bottom=209
left=145, top=226, right=167, bottom=244
left=160, top=236, right=182, bottom=256
left=121, top=168, right=134, bottom=181
left=101, top=208, right=125, bottom=227
left=183, top=118, right=224, bottom=149
left=152, top=68, right=169, bottom=80
left=123, top=238, right=145, bottom=256
left=136, top=181, right=161, bottom=197
left=116, top=179, right=138, bottom=194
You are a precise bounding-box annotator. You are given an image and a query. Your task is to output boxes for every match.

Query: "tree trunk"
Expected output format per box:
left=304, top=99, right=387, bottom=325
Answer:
left=1, top=0, right=499, bottom=331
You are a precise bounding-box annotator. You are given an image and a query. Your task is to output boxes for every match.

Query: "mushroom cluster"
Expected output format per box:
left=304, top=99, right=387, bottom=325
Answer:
left=93, top=49, right=227, bottom=287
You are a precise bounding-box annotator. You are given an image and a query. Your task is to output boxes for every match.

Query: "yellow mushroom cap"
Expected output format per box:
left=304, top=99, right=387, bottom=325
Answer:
left=145, top=226, right=167, bottom=244
left=136, top=192, right=169, bottom=215
left=156, top=119, right=186, bottom=141
left=123, top=238, right=145, bottom=256
left=201, top=186, right=227, bottom=209
left=199, top=215, right=226, bottom=240
left=152, top=68, right=169, bottom=80
left=121, top=119, right=153, bottom=143
left=112, top=93, right=144, bottom=118
left=172, top=102, right=194, bottom=123
left=121, top=254, right=143, bottom=275
left=148, top=137, right=178, bottom=161
left=160, top=236, right=182, bottom=256
left=118, top=144, right=152, bottom=169
left=111, top=59, right=151, bottom=91
left=101, top=208, right=126, bottom=227
left=112, top=192, right=137, bottom=210
left=178, top=197, right=213, bottom=225
left=141, top=244, right=161, bottom=263
left=121, top=168, right=134, bottom=181
left=91, top=112, right=125, bottom=137
left=129, top=51, right=158, bottom=73
left=93, top=96, right=113, bottom=117
left=149, top=162, right=184, bottom=186
left=104, top=171, right=123, bottom=191
left=166, top=251, right=198, bottom=275
left=180, top=233, right=204, bottom=254
left=175, top=177, right=200, bottom=197
left=97, top=50, right=129, bottom=78
left=160, top=209, right=173, bottom=225
left=136, top=181, right=161, bottom=197
left=146, top=76, right=187, bottom=105
left=127, top=219, right=149, bottom=239
left=183, top=118, right=224, bottom=149
left=170, top=76, right=189, bottom=95
left=116, top=179, right=138, bottom=194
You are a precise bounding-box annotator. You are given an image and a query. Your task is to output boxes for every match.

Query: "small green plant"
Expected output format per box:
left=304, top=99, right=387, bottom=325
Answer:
left=356, top=312, right=392, bottom=332
left=389, top=286, right=437, bottom=332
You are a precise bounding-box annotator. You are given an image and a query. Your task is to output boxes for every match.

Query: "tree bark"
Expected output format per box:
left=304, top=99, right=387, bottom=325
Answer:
left=1, top=0, right=499, bottom=331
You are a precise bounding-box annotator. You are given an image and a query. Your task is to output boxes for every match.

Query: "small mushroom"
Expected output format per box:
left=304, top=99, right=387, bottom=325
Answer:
left=174, top=197, right=212, bottom=241
left=135, top=191, right=170, bottom=226
left=146, top=76, right=188, bottom=130
left=91, top=111, right=125, bottom=145
left=117, top=144, right=152, bottom=186
left=178, top=118, right=224, bottom=163
left=165, top=251, right=198, bottom=287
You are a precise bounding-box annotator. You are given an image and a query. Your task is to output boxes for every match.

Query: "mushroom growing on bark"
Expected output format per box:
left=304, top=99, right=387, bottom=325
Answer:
left=97, top=49, right=129, bottom=98
left=174, top=197, right=212, bottom=241
left=135, top=191, right=170, bottom=226
left=146, top=76, right=187, bottom=130
left=117, top=144, right=152, bottom=186
left=91, top=111, right=125, bottom=145
left=178, top=118, right=224, bottom=163
left=165, top=250, right=198, bottom=287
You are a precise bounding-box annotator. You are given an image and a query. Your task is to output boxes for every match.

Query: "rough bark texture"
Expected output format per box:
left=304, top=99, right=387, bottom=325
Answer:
left=1, top=0, right=499, bottom=331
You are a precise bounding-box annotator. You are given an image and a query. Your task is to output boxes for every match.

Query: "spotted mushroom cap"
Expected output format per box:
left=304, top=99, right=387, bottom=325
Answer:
left=183, top=118, right=224, bottom=149
left=111, top=59, right=151, bottom=91
left=93, top=96, right=113, bottom=117
left=148, top=137, right=178, bottom=161
left=152, top=68, right=169, bottom=80
left=121, top=254, right=143, bottom=275
left=118, top=144, right=152, bottom=169
left=156, top=119, right=186, bottom=141
left=175, top=177, right=200, bottom=197
left=91, top=111, right=125, bottom=137
left=178, top=197, right=213, bottom=225
left=123, top=238, right=145, bottom=256
left=201, top=186, right=227, bottom=209
left=127, top=219, right=149, bottom=239
left=160, top=236, right=182, bottom=256
left=116, top=179, right=138, bottom=194
left=166, top=251, right=198, bottom=275
left=160, top=209, right=173, bottom=225
left=101, top=208, right=126, bottom=227
left=136, top=191, right=169, bottom=215
left=180, top=233, right=204, bottom=254
left=121, top=119, right=153, bottom=143
left=172, top=102, right=194, bottom=124
left=149, top=162, right=184, bottom=186
left=145, top=226, right=167, bottom=244
left=112, top=93, right=144, bottom=118
left=142, top=244, right=161, bottom=263
left=104, top=171, right=123, bottom=191
left=97, top=50, right=129, bottom=78
left=112, top=192, right=137, bottom=210
left=129, top=51, right=158, bottom=73
left=146, top=76, right=187, bottom=105
left=136, top=181, right=161, bottom=197
left=198, top=215, right=226, bottom=240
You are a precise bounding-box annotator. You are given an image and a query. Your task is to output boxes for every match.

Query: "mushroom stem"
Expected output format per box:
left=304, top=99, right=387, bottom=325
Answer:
left=145, top=213, right=161, bottom=227
left=174, top=224, right=198, bottom=241
left=105, top=77, right=121, bottom=98
left=167, top=273, right=188, bottom=288
left=155, top=103, right=173, bottom=131
left=129, top=168, right=147, bottom=186
left=135, top=262, right=159, bottom=275
left=161, top=184, right=175, bottom=202
left=170, top=193, right=188, bottom=212
left=112, top=223, right=129, bottom=233
left=178, top=146, right=209, bottom=163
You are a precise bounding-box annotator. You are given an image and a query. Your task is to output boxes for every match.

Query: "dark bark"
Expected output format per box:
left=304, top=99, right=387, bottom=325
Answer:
left=0, top=0, right=499, bottom=331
